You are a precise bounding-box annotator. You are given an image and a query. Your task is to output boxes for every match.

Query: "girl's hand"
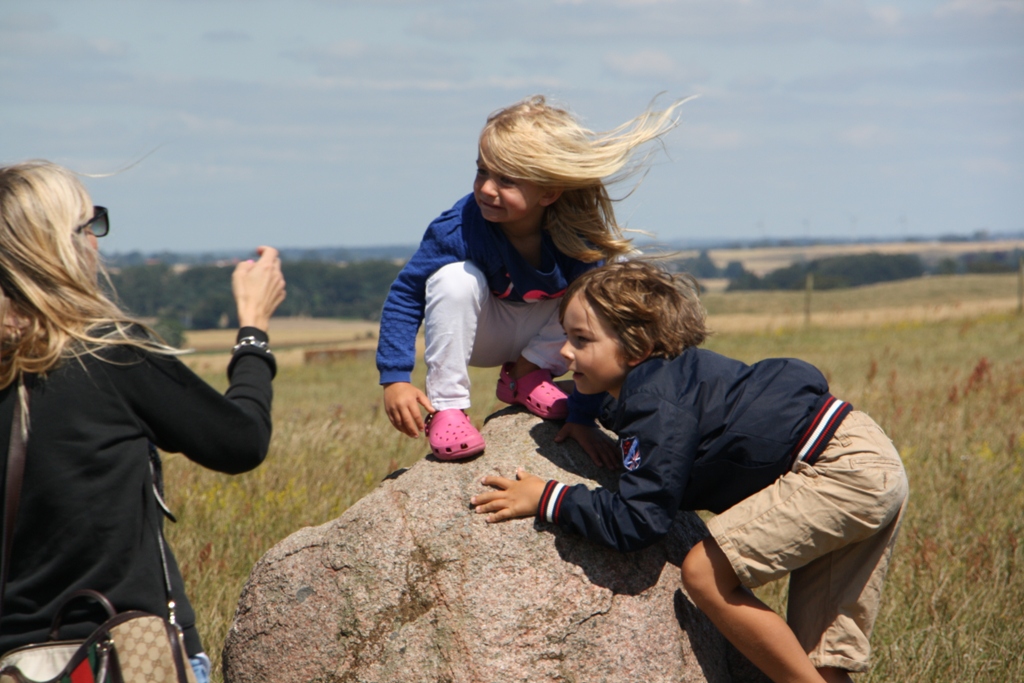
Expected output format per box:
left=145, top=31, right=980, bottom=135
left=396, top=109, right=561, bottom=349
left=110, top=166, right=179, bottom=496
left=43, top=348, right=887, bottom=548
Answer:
left=471, top=468, right=545, bottom=523
left=555, top=422, right=620, bottom=470
left=232, top=246, right=286, bottom=330
left=383, top=382, right=435, bottom=437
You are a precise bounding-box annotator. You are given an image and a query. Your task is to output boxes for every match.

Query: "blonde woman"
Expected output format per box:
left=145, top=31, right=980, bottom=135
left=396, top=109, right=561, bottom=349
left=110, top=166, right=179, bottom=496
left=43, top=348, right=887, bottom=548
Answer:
left=378, top=95, right=686, bottom=463
left=0, top=161, right=285, bottom=683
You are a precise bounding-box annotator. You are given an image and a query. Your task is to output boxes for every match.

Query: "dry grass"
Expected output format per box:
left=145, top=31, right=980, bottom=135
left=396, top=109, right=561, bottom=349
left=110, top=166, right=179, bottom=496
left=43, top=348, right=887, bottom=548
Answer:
left=716, top=315, right=1024, bottom=682
left=704, top=273, right=1021, bottom=333
left=162, top=274, right=1024, bottom=682
left=184, top=318, right=378, bottom=352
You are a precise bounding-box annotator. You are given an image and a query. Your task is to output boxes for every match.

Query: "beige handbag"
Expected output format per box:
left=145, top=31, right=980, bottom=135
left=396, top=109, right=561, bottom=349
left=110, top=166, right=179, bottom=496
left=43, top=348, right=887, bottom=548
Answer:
left=0, top=590, right=197, bottom=683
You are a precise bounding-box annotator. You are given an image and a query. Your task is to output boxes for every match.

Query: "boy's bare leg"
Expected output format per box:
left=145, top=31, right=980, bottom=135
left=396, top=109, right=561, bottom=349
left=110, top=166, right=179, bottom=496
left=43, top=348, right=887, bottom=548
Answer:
left=681, top=538, right=828, bottom=683
left=818, top=668, right=852, bottom=683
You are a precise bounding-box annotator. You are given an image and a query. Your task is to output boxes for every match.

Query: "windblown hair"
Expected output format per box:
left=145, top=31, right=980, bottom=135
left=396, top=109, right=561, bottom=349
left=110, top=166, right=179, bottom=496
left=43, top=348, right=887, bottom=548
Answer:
left=0, top=160, right=171, bottom=390
left=478, top=95, right=689, bottom=263
left=560, top=260, right=708, bottom=363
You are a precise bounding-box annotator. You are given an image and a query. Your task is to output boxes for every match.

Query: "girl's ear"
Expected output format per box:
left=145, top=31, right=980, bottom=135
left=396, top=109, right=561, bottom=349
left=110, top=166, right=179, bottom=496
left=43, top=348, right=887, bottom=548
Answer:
left=539, top=188, right=564, bottom=207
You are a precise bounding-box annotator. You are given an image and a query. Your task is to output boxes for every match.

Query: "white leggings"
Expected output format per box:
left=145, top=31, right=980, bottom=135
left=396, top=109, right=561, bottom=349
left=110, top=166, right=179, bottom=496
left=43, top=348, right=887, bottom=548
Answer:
left=424, top=261, right=569, bottom=411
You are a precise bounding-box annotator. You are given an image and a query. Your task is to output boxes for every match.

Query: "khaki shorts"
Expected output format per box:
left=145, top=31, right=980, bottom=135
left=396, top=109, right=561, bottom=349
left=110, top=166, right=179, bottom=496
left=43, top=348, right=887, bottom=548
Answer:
left=706, top=411, right=909, bottom=672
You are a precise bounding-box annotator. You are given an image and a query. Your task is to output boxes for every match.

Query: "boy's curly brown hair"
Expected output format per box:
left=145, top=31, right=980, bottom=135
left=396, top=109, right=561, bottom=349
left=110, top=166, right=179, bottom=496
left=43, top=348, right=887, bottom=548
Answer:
left=559, top=260, right=708, bottom=363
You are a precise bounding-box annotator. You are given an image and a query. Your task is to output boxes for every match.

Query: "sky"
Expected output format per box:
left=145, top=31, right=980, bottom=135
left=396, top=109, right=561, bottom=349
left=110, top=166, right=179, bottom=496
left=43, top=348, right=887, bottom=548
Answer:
left=1, top=0, right=1022, bottom=254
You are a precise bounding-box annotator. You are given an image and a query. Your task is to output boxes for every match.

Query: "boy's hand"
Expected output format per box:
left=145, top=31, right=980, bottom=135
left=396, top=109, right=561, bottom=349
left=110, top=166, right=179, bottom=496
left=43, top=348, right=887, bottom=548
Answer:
left=383, top=382, right=435, bottom=437
left=555, top=423, right=620, bottom=470
left=472, top=468, right=545, bottom=523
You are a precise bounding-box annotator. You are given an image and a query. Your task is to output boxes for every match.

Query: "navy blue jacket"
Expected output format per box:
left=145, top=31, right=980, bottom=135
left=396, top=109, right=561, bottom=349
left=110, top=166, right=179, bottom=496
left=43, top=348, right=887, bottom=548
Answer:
left=538, top=348, right=851, bottom=552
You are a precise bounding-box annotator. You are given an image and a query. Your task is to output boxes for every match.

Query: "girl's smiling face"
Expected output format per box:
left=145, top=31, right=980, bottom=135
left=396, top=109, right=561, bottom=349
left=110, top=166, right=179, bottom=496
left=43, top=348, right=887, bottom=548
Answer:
left=559, top=293, right=639, bottom=399
left=473, top=152, right=561, bottom=237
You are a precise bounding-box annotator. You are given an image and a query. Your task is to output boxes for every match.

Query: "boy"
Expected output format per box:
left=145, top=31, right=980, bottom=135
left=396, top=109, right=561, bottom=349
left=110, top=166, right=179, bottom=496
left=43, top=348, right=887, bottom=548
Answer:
left=470, top=261, right=908, bottom=683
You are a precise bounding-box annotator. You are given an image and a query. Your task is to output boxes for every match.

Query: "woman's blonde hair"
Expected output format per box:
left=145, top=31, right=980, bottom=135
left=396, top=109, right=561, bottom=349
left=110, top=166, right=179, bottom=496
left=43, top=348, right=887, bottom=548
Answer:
left=560, top=260, right=708, bottom=362
left=0, top=160, right=171, bottom=389
left=478, top=95, right=688, bottom=263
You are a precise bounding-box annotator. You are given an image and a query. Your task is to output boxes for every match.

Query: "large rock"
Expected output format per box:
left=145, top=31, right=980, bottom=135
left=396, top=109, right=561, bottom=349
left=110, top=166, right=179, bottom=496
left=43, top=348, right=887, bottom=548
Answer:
left=223, top=409, right=769, bottom=683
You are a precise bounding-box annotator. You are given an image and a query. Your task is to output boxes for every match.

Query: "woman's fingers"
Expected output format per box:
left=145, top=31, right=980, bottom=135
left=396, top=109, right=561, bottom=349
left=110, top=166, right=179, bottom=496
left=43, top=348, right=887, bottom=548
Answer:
left=233, top=246, right=286, bottom=329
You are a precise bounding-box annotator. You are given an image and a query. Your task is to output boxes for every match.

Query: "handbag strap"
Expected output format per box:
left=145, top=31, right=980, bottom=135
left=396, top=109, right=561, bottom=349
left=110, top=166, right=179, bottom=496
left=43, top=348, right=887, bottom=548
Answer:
left=1, top=379, right=29, bottom=623
left=149, top=443, right=180, bottom=627
left=48, top=589, right=117, bottom=639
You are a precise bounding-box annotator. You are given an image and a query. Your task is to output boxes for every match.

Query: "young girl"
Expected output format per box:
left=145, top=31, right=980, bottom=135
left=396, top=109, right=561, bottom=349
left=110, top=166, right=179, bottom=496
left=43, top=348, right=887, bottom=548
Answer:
left=377, top=95, right=684, bottom=461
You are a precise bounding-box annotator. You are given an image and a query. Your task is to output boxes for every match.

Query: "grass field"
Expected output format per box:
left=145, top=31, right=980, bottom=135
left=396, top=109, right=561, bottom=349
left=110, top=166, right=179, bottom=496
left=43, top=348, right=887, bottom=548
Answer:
left=162, top=273, right=1024, bottom=682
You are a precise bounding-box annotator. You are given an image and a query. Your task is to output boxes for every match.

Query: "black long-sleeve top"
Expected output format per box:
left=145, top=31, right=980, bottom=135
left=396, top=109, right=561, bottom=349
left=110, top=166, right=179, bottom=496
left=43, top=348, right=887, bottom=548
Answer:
left=0, top=327, right=274, bottom=656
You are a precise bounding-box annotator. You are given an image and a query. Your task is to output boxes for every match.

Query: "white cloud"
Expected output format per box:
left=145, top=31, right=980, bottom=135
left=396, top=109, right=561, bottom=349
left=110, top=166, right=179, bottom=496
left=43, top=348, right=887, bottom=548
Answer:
left=730, top=73, right=778, bottom=93
left=936, top=0, right=1024, bottom=18
left=785, top=54, right=1022, bottom=98
left=304, top=73, right=563, bottom=92
left=0, top=9, right=131, bottom=63
left=868, top=5, right=903, bottom=29
left=602, top=49, right=710, bottom=85
left=603, top=50, right=676, bottom=79
left=839, top=124, right=889, bottom=147
left=202, top=29, right=252, bottom=44
left=89, top=38, right=130, bottom=59
left=607, top=0, right=675, bottom=6
left=408, top=13, right=486, bottom=41
left=964, top=157, right=1014, bottom=175
left=0, top=11, right=57, bottom=33
left=677, top=122, right=744, bottom=150
left=343, top=0, right=1020, bottom=56
left=0, top=31, right=131, bottom=62
left=285, top=41, right=472, bottom=82
left=303, top=40, right=368, bottom=60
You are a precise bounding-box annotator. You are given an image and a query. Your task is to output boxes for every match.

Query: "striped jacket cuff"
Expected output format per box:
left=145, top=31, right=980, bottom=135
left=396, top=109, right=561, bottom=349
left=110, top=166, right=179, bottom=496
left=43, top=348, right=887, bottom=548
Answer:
left=791, top=395, right=853, bottom=468
left=537, top=480, right=568, bottom=524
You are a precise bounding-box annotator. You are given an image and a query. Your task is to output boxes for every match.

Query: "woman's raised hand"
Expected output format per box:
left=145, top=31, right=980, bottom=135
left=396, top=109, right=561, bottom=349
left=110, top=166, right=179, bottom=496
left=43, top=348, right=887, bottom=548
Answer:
left=232, top=246, right=286, bottom=331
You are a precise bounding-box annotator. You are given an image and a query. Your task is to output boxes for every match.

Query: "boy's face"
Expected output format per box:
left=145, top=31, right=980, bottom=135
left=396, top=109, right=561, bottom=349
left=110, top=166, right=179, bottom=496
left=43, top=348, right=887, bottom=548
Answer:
left=559, top=293, right=635, bottom=399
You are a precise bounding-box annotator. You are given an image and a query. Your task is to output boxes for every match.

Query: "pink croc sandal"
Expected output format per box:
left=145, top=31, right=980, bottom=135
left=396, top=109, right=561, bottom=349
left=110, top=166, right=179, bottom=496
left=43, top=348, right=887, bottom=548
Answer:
left=425, top=409, right=485, bottom=461
left=495, top=362, right=569, bottom=420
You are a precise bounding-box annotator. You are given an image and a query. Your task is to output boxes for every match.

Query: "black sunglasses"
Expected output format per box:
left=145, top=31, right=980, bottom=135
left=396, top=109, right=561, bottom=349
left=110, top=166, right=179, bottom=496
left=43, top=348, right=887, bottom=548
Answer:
left=75, top=206, right=109, bottom=238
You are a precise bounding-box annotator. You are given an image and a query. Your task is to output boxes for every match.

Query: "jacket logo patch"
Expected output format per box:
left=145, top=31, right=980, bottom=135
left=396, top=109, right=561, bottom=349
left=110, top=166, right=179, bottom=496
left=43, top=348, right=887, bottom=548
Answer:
left=621, top=436, right=641, bottom=471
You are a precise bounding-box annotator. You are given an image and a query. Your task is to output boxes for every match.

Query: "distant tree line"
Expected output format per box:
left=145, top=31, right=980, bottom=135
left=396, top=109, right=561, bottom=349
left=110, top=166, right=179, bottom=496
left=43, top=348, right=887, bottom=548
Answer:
left=671, top=249, right=1022, bottom=291
left=103, top=245, right=416, bottom=268
left=727, top=253, right=924, bottom=291
left=106, top=249, right=1021, bottom=337
left=932, top=250, right=1023, bottom=275
left=108, top=259, right=402, bottom=331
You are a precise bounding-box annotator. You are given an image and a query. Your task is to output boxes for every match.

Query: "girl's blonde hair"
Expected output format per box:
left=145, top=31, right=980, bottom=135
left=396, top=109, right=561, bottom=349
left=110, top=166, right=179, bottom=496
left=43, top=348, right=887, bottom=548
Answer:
left=478, top=95, right=688, bottom=263
left=0, top=160, right=171, bottom=390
